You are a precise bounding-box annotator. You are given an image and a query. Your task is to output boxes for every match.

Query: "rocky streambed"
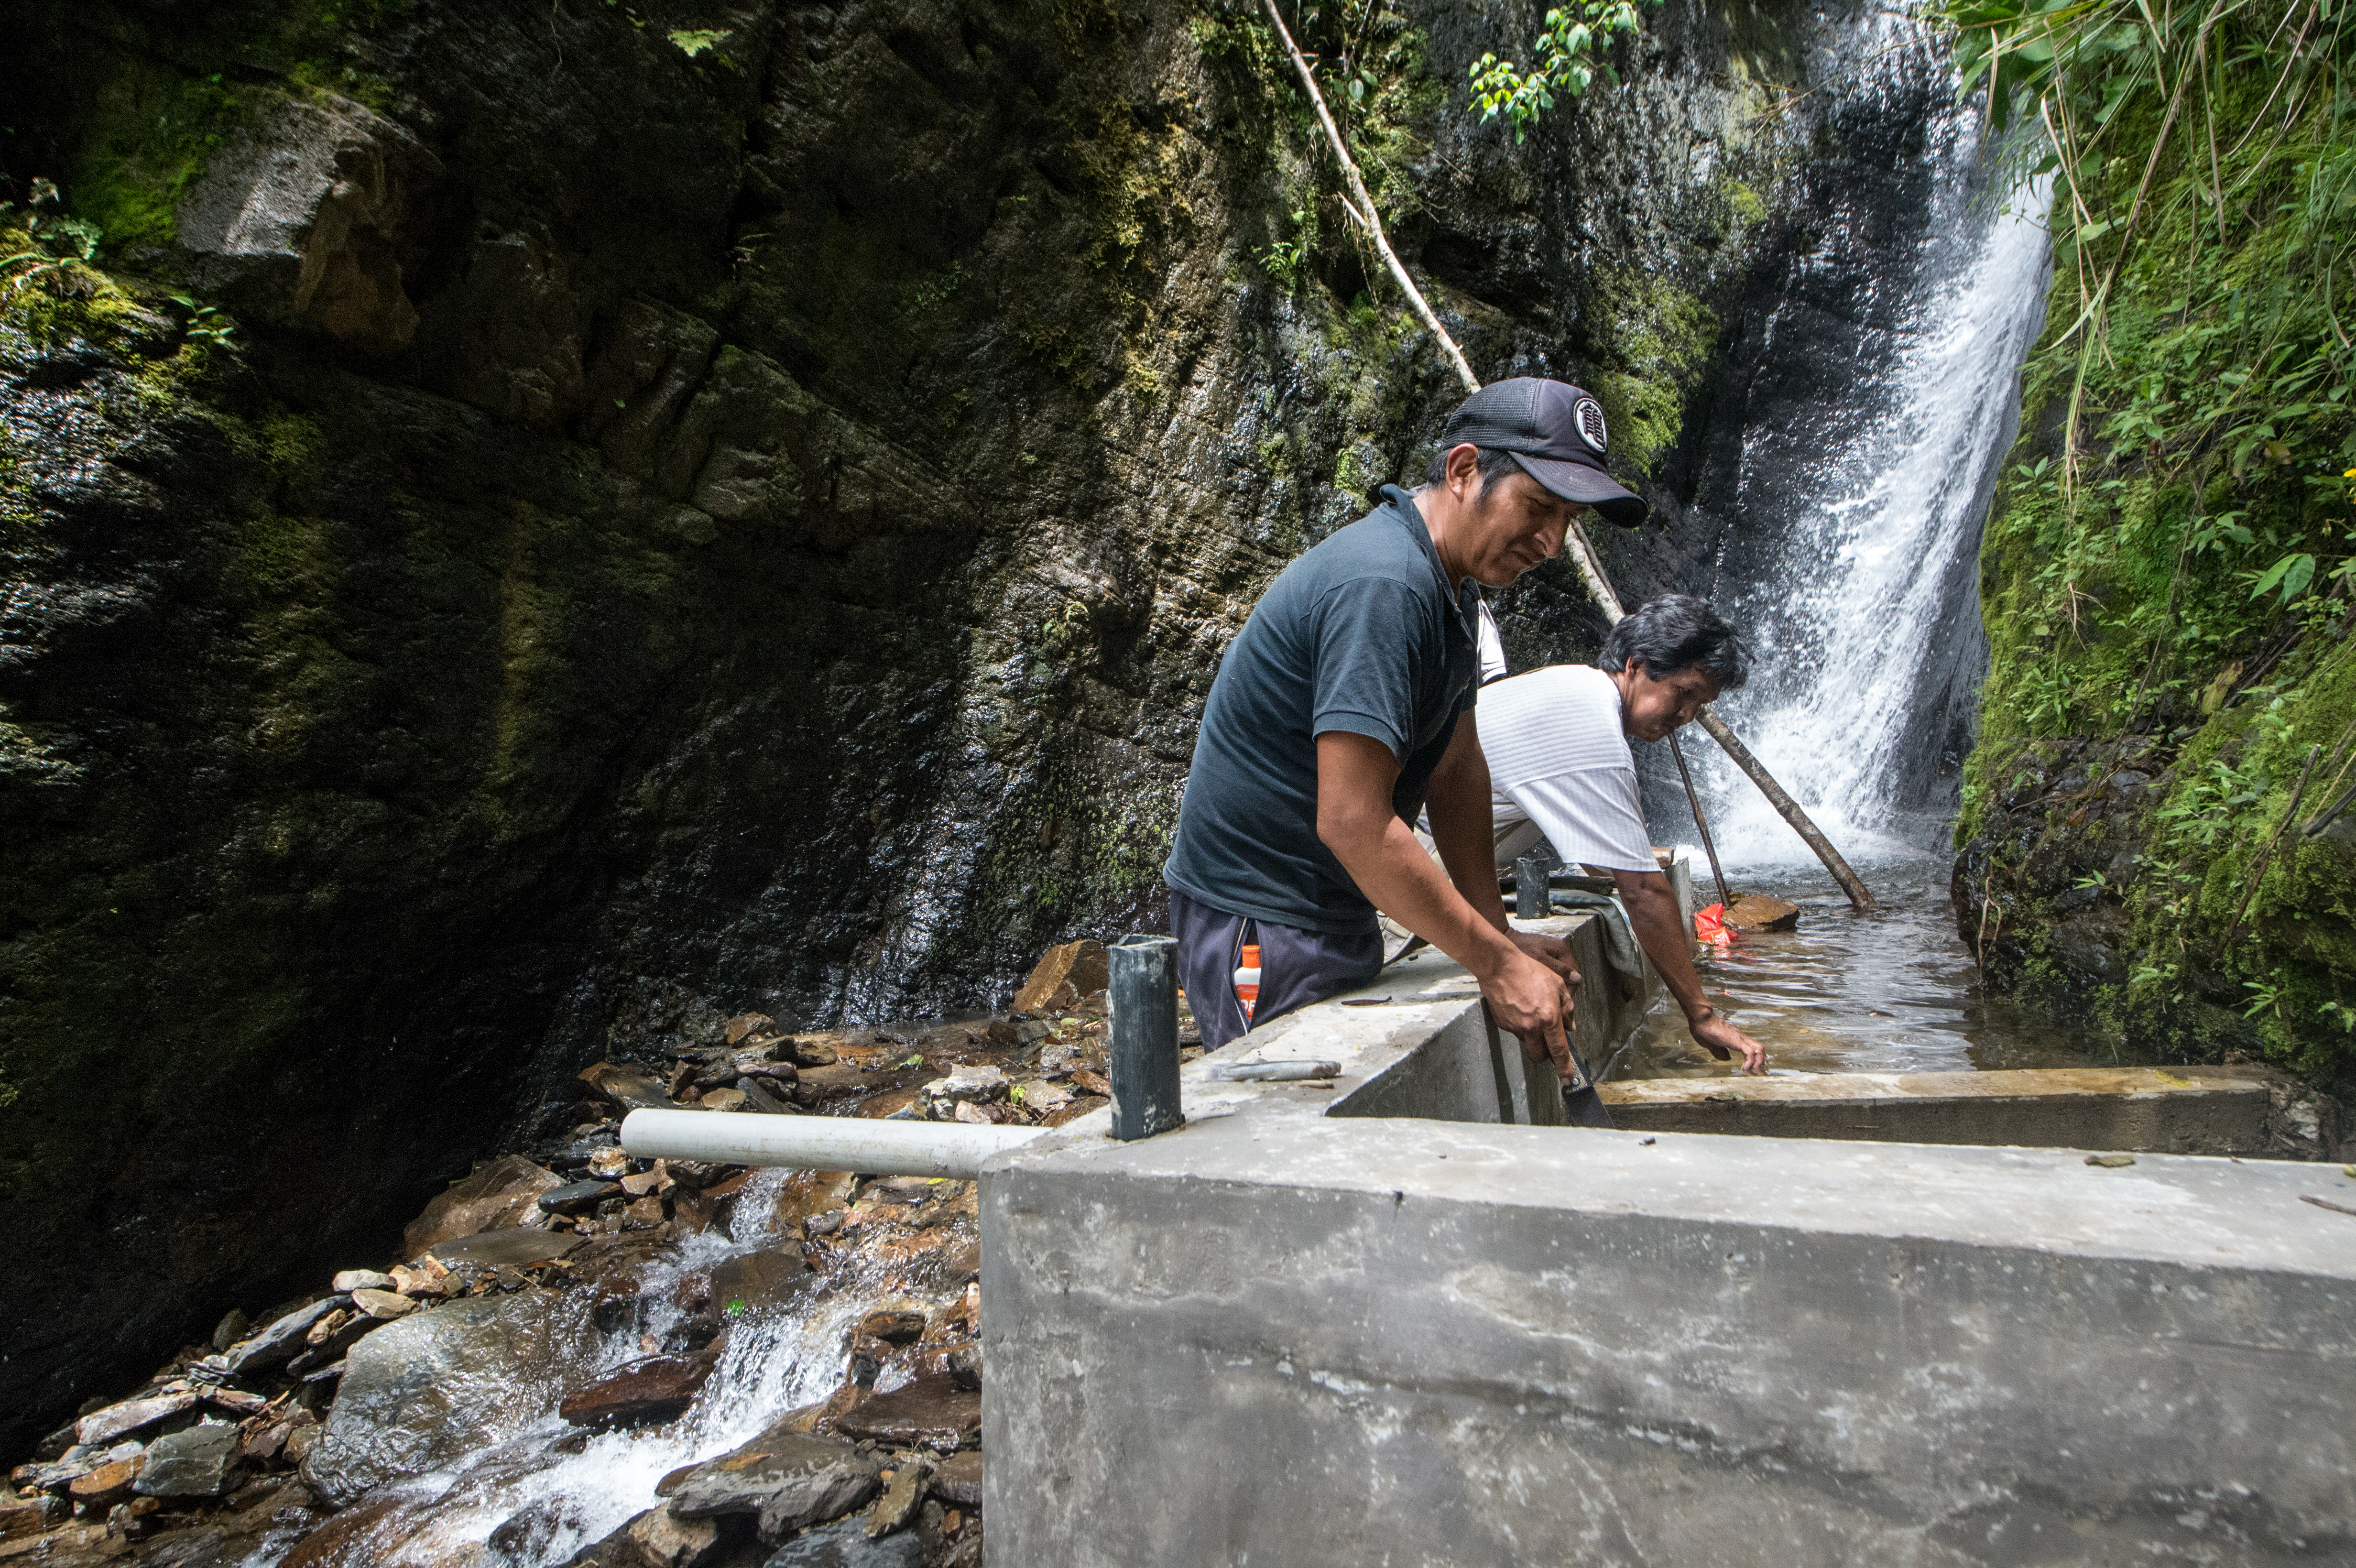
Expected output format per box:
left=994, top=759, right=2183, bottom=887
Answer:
left=2, top=945, right=1147, bottom=1568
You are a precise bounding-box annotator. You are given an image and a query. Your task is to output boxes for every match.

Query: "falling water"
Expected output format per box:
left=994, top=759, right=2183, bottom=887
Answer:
left=1617, top=46, right=2068, bottom=1076
left=244, top=1169, right=974, bottom=1568
left=1693, top=176, right=2054, bottom=863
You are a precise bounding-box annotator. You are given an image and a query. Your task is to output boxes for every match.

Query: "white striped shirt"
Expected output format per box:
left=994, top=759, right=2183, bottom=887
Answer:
left=1478, top=664, right=1656, bottom=871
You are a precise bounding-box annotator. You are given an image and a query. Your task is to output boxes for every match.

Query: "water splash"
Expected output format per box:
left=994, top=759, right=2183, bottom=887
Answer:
left=1693, top=167, right=2054, bottom=865
left=245, top=1199, right=971, bottom=1568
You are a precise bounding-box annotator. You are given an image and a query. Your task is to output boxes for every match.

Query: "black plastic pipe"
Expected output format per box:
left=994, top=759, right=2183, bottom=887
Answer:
left=1108, top=935, right=1185, bottom=1142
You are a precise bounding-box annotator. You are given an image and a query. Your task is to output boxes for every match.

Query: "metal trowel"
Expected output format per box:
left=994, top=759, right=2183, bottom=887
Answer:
left=1559, top=1035, right=1614, bottom=1128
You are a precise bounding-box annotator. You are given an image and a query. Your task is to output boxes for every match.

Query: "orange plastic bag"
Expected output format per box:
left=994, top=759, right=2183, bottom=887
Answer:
left=1693, top=903, right=1736, bottom=947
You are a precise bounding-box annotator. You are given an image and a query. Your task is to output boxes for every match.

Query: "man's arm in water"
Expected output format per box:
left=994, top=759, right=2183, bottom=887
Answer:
left=1612, top=869, right=1767, bottom=1074
left=1316, top=724, right=1582, bottom=1083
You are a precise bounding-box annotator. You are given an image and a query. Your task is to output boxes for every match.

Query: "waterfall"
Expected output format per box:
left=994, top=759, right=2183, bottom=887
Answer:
left=1676, top=96, right=2054, bottom=864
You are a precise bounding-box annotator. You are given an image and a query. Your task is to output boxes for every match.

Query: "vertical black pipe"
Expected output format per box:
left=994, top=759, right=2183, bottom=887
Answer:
left=1514, top=851, right=1549, bottom=921
left=1107, top=935, right=1184, bottom=1142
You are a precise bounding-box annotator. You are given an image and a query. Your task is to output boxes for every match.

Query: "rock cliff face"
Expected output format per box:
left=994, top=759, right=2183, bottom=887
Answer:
left=0, top=0, right=1975, bottom=1444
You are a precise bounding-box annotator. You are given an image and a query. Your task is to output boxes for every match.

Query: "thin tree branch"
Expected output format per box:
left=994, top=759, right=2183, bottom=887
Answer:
left=1261, top=0, right=1479, bottom=393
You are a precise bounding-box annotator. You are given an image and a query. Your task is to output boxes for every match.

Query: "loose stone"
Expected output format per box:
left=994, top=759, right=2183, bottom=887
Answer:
left=0, top=1494, right=65, bottom=1540
left=134, top=1423, right=241, bottom=1498
left=404, top=1155, right=565, bottom=1257
left=864, top=1455, right=931, bottom=1538
left=540, top=1179, right=623, bottom=1215
left=73, top=1390, right=198, bottom=1448
left=761, top=1516, right=927, bottom=1566
left=831, top=1373, right=981, bottom=1453
left=559, top=1355, right=716, bottom=1431
left=663, top=1421, right=882, bottom=1541
left=67, top=1457, right=142, bottom=1507
left=928, top=1451, right=982, bottom=1508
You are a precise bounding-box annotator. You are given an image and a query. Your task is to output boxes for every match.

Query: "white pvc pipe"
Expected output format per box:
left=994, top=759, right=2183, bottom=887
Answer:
left=620, top=1107, right=1046, bottom=1179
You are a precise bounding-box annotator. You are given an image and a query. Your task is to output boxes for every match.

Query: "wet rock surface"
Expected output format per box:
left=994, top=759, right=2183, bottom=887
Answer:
left=831, top=1378, right=980, bottom=1456
left=664, top=1425, right=882, bottom=1539
left=560, top=1354, right=720, bottom=1433
left=0, top=981, right=1049, bottom=1564
left=131, top=1426, right=240, bottom=1500
left=0, top=0, right=1935, bottom=1441
left=764, top=1517, right=927, bottom=1567
left=302, top=1290, right=599, bottom=1506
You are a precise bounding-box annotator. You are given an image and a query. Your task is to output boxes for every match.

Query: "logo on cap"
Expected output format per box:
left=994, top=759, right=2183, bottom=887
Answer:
left=1573, top=397, right=1608, bottom=455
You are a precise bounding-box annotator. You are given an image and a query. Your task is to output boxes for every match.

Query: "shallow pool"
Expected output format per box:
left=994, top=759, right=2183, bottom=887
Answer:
left=1610, top=852, right=2125, bottom=1080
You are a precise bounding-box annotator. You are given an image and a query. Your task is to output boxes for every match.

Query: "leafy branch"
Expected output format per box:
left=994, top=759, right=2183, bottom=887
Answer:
left=1467, top=1, right=1653, bottom=142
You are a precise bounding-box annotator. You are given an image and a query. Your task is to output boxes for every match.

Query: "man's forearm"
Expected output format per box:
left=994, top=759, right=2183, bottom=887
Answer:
left=1618, top=872, right=1715, bottom=1023
left=1329, top=814, right=1522, bottom=979
left=1423, top=721, right=1510, bottom=933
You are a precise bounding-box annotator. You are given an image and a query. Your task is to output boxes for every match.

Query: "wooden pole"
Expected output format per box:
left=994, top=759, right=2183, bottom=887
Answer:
left=1693, top=710, right=1875, bottom=909
left=1260, top=3, right=1873, bottom=908
left=1261, top=0, right=1477, bottom=393
left=1669, top=733, right=1733, bottom=909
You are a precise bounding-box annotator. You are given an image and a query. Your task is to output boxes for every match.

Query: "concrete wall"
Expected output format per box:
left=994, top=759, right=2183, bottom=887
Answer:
left=1601, top=1066, right=2274, bottom=1154
left=1315, top=911, right=1642, bottom=1127
left=982, top=932, right=2356, bottom=1565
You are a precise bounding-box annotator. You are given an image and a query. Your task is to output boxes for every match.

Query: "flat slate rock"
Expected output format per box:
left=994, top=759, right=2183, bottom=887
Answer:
left=663, top=1423, right=881, bottom=1541
left=928, top=1451, right=982, bottom=1508
left=831, top=1373, right=980, bottom=1451
left=711, top=1246, right=811, bottom=1315
left=76, top=1390, right=199, bottom=1447
left=539, top=1178, right=622, bottom=1215
left=426, top=1227, right=586, bottom=1269
left=762, top=1518, right=926, bottom=1567
left=579, top=1062, right=673, bottom=1111
left=220, top=1298, right=342, bottom=1376
left=404, top=1154, right=564, bottom=1258
left=560, top=1355, right=715, bottom=1430
left=135, top=1423, right=240, bottom=1498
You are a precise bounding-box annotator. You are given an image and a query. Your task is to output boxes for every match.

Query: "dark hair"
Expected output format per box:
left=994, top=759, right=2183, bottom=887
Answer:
left=1422, top=444, right=1522, bottom=488
left=1597, top=594, right=1750, bottom=689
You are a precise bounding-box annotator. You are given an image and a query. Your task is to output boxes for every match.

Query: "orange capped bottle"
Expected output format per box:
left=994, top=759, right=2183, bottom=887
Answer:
left=1233, top=943, right=1262, bottom=1021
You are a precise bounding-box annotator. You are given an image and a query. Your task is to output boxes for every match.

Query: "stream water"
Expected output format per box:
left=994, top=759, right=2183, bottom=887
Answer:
left=248, top=24, right=2068, bottom=1568
left=1616, top=852, right=2116, bottom=1078
left=1614, top=81, right=2060, bottom=1078
left=246, top=1171, right=973, bottom=1567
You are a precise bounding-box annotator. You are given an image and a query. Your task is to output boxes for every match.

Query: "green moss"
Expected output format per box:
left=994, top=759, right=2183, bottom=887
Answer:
left=1583, top=271, right=1719, bottom=472
left=1961, top=21, right=2356, bottom=1084
left=64, top=68, right=245, bottom=255
left=36, top=0, right=412, bottom=258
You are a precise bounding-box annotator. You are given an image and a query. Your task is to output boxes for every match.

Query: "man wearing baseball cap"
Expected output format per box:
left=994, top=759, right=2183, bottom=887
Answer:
left=1163, top=378, right=1645, bottom=1083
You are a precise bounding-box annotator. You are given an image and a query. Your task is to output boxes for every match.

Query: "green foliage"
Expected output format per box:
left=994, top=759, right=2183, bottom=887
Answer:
left=1950, top=0, right=2356, bottom=1082
left=170, top=295, right=236, bottom=346
left=667, top=28, right=732, bottom=59
left=1257, top=206, right=1314, bottom=289
left=1467, top=1, right=1655, bottom=141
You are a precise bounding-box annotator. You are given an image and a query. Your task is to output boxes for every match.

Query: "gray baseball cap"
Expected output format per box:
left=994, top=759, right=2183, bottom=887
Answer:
left=1439, top=378, right=1647, bottom=527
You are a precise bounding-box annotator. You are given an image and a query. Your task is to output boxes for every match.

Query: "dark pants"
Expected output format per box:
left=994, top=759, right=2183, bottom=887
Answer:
left=1169, top=887, right=1385, bottom=1053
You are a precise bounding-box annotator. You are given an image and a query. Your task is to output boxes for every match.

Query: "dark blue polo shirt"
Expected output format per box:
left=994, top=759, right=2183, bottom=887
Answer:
left=1164, top=486, right=1481, bottom=935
